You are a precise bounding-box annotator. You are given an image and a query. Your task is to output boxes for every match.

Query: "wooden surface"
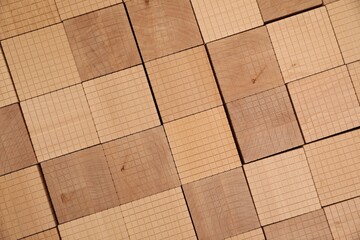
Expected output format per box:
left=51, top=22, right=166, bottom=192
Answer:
left=225, top=229, right=265, bottom=240
left=0, top=51, right=17, bottom=108
left=22, top=228, right=60, bottom=240
left=348, top=61, right=360, bottom=100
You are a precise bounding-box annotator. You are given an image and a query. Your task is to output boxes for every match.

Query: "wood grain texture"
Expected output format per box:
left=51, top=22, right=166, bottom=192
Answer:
left=348, top=60, right=360, bottom=101
left=0, top=51, right=17, bottom=108
left=323, top=0, right=339, bottom=4
left=225, top=229, right=265, bottom=240
left=22, top=228, right=60, bottom=240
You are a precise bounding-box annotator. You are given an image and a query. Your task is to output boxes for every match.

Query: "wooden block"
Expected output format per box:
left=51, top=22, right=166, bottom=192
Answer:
left=208, top=27, right=283, bottom=103
left=225, top=229, right=265, bottom=240
left=126, top=0, right=202, bottom=61
left=64, top=5, right=141, bottom=82
left=23, top=228, right=60, bottom=240
left=164, top=106, right=241, bottom=184
left=267, top=7, right=343, bottom=83
left=227, top=86, right=303, bottom=163
left=323, top=0, right=339, bottom=4
left=0, top=166, right=55, bottom=239
left=121, top=187, right=196, bottom=240
left=0, top=0, right=60, bottom=40
left=102, top=126, right=180, bottom=204
left=83, top=65, right=159, bottom=143
left=191, top=0, right=263, bottom=42
left=348, top=61, right=360, bottom=100
left=304, top=129, right=360, bottom=206
left=42, top=146, right=119, bottom=223
left=264, top=209, right=332, bottom=240
left=288, top=66, right=360, bottom=142
left=146, top=46, right=222, bottom=122
left=0, top=51, right=17, bottom=108
left=327, top=0, right=360, bottom=63
left=21, top=84, right=99, bottom=162
left=183, top=168, right=260, bottom=240
left=244, top=148, right=320, bottom=226
left=59, top=206, right=129, bottom=240
left=2, top=24, right=81, bottom=100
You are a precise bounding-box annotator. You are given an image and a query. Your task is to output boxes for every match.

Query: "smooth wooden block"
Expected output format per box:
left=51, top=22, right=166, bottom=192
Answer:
left=191, top=0, right=263, bottom=42
left=121, top=187, right=196, bottom=240
left=2, top=24, right=81, bottom=100
left=0, top=166, right=55, bottom=240
left=348, top=61, right=360, bottom=101
left=227, top=86, right=303, bottom=163
left=83, top=65, right=159, bottom=143
left=244, top=148, right=320, bottom=226
left=267, top=7, right=343, bottom=82
left=21, top=84, right=99, bottom=162
left=208, top=27, right=284, bottom=103
left=23, top=228, right=60, bottom=240
left=225, top=229, right=265, bottom=240
left=304, top=129, right=360, bottom=206
left=183, top=168, right=260, bottom=240
left=323, top=0, right=339, bottom=4
left=126, top=0, right=202, bottom=61
left=146, top=46, right=222, bottom=122
left=64, top=4, right=141, bottom=81
left=164, top=106, right=241, bottom=184
left=288, top=66, right=360, bottom=142
left=0, top=51, right=17, bottom=108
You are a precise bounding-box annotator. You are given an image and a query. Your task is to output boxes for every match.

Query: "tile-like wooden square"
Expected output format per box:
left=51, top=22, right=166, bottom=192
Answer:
left=0, top=51, right=17, bottom=108
left=323, top=0, right=339, bottom=4
left=225, top=229, right=265, bottom=240
left=348, top=61, right=360, bottom=101
left=23, top=228, right=60, bottom=240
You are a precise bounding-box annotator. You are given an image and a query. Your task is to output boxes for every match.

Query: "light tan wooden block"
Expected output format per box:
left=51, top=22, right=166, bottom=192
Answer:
left=164, top=106, right=241, bottom=184
left=225, top=229, right=265, bottom=240
left=288, top=66, right=360, bottom=142
left=304, top=129, right=360, bottom=206
left=0, top=166, right=55, bottom=240
left=244, top=148, right=320, bottom=226
left=348, top=61, right=360, bottom=100
left=191, top=0, right=263, bottom=42
left=267, top=7, right=343, bottom=83
left=2, top=24, right=81, bottom=100
left=83, top=65, right=159, bottom=143
left=121, top=187, right=196, bottom=240
left=183, top=168, right=260, bottom=240
left=0, top=51, right=17, bottom=108
left=323, top=0, right=339, bottom=4
left=146, top=46, right=222, bottom=122
left=327, top=0, right=360, bottom=63
left=21, top=84, right=99, bottom=162
left=23, top=228, right=60, bottom=240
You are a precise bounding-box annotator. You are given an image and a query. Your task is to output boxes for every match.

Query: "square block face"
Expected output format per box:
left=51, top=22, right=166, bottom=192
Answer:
left=102, top=126, right=180, bottom=204
left=324, top=0, right=339, bottom=4
left=21, top=85, right=99, bottom=162
left=225, top=229, right=265, bottom=240
left=23, top=228, right=60, bottom=240
left=288, top=66, right=360, bottom=142
left=164, top=106, right=241, bottom=184
left=59, top=206, right=129, bottom=240
left=244, top=148, right=321, bottom=226
left=121, top=187, right=196, bottom=240
left=2, top=24, right=81, bottom=100
left=183, top=168, right=260, bottom=240
left=0, top=166, right=55, bottom=240
left=0, top=0, right=60, bottom=40
left=0, top=104, right=37, bottom=176
left=191, top=0, right=263, bottom=42
left=227, top=86, right=303, bottom=163
left=64, top=5, right=141, bottom=81
left=328, top=0, right=360, bottom=63
left=267, top=7, right=343, bottom=83
left=42, top=146, right=119, bottom=223
left=146, top=46, right=222, bottom=122
left=304, top=129, right=360, bottom=206
left=126, top=0, right=202, bottom=61
left=0, top=52, right=17, bottom=108
left=348, top=61, right=360, bottom=100
left=83, top=66, right=159, bottom=143
left=264, top=209, right=332, bottom=240
left=208, top=27, right=284, bottom=103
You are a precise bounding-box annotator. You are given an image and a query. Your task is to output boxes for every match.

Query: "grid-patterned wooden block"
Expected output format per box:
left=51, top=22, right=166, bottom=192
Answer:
left=83, top=65, right=159, bottom=143
left=23, top=228, right=60, bottom=240
left=244, top=148, right=320, bottom=226
left=64, top=5, right=141, bottom=82
left=0, top=166, right=55, bottom=240
left=288, top=66, right=360, bottom=142
left=225, top=229, right=265, bottom=240
left=121, top=187, right=196, bottom=240
left=103, top=126, right=180, bottom=204
left=2, top=24, right=81, bottom=101
left=42, top=146, right=119, bottom=223
left=191, top=0, right=263, bottom=43
left=324, top=0, right=339, bottom=4
left=164, top=106, right=240, bottom=184
left=348, top=61, right=360, bottom=100
left=59, top=206, right=129, bottom=240
left=304, top=129, right=360, bottom=206
left=146, top=46, right=222, bottom=122
left=0, top=50, right=17, bottom=108
left=264, top=209, right=333, bottom=240
left=0, top=0, right=60, bottom=40
left=183, top=168, right=260, bottom=240
left=327, top=0, right=360, bottom=63
left=126, top=0, right=202, bottom=61
left=21, top=84, right=99, bottom=162
left=227, top=86, right=303, bottom=163
left=267, top=7, right=343, bottom=83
